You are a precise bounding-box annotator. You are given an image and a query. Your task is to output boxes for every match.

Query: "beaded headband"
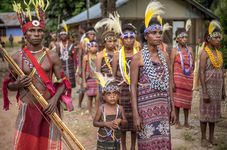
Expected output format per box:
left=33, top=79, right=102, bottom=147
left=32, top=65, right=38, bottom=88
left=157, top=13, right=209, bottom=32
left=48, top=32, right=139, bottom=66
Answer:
left=105, top=36, right=117, bottom=41
left=87, top=41, right=98, bottom=48
left=60, top=31, right=68, bottom=35
left=102, top=84, right=120, bottom=93
left=121, top=32, right=136, bottom=39
left=13, top=0, right=49, bottom=33
left=177, top=32, right=188, bottom=38
left=86, top=30, right=96, bottom=35
left=144, top=24, right=163, bottom=33
left=210, top=32, right=222, bottom=39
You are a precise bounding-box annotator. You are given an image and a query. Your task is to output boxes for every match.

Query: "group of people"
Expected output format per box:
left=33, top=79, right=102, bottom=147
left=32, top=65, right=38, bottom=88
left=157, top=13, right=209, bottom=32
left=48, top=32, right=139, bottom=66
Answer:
left=1, top=0, right=225, bottom=150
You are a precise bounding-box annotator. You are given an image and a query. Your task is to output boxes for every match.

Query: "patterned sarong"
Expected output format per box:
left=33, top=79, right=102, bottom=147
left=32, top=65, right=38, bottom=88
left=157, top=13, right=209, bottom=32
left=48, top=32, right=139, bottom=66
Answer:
left=86, top=78, right=97, bottom=97
left=14, top=102, right=62, bottom=150
left=116, top=57, right=134, bottom=131
left=137, top=64, right=171, bottom=150
left=200, top=59, right=223, bottom=122
left=173, top=51, right=193, bottom=109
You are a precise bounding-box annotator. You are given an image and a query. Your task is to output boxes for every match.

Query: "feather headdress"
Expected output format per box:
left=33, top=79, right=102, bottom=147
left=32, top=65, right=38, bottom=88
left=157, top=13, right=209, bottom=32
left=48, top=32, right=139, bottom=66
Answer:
left=185, top=19, right=192, bottom=32
left=208, top=20, right=222, bottom=35
left=145, top=1, right=164, bottom=28
left=13, top=0, right=49, bottom=33
left=61, top=20, right=68, bottom=33
left=163, top=23, right=172, bottom=33
left=94, top=11, right=122, bottom=34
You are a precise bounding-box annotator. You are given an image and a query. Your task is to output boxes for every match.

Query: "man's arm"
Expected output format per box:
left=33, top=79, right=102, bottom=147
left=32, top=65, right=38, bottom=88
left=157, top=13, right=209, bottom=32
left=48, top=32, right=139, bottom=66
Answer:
left=44, top=51, right=65, bottom=115
left=7, top=52, right=32, bottom=91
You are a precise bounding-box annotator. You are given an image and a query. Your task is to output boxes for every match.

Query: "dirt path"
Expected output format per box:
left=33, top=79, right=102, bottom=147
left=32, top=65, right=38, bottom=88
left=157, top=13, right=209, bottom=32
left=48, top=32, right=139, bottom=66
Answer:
left=0, top=52, right=227, bottom=150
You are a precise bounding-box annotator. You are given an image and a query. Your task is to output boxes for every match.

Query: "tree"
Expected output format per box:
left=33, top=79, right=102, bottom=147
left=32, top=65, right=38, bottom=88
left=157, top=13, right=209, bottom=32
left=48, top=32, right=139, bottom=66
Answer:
left=46, top=0, right=99, bottom=32
left=100, top=0, right=116, bottom=18
left=0, top=0, right=20, bottom=12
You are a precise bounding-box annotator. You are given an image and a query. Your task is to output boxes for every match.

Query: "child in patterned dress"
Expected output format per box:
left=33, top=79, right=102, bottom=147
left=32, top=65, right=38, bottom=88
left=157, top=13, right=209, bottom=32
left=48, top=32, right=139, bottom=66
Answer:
left=93, top=81, right=127, bottom=150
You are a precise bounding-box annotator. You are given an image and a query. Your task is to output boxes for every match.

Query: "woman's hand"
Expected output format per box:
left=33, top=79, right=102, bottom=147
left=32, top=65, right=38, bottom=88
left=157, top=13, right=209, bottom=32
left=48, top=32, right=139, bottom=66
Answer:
left=203, top=92, right=210, bottom=103
left=133, top=114, right=143, bottom=131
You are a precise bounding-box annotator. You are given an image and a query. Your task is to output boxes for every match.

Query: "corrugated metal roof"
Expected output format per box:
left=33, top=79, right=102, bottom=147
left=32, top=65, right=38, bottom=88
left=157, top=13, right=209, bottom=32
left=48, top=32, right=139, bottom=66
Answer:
left=65, top=0, right=129, bottom=25
left=0, top=12, right=20, bottom=27
left=66, top=0, right=217, bottom=25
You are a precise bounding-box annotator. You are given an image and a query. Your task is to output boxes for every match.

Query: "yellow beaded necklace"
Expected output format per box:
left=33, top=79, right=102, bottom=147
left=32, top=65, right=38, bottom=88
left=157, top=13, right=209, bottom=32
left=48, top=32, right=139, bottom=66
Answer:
left=103, top=48, right=113, bottom=74
left=204, top=46, right=223, bottom=69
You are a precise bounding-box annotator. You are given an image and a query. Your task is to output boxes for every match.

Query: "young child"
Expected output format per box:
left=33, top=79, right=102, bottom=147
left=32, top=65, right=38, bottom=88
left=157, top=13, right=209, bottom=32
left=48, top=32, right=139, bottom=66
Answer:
left=93, top=80, right=127, bottom=150
left=82, top=41, right=98, bottom=114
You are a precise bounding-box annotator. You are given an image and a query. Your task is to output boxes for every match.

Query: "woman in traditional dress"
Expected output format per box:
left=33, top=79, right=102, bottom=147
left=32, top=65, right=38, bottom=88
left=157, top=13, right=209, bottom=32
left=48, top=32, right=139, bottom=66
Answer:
left=112, top=23, right=138, bottom=150
left=199, top=20, right=225, bottom=148
left=82, top=41, right=98, bottom=114
left=130, top=1, right=175, bottom=150
left=95, top=12, right=121, bottom=105
left=171, top=24, right=194, bottom=129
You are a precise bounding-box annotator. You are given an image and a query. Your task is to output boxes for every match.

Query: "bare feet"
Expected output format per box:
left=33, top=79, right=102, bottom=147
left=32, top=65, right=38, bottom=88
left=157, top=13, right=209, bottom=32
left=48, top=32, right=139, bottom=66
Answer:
left=209, top=138, right=218, bottom=146
left=184, top=123, right=194, bottom=129
left=201, top=139, right=213, bottom=148
left=175, top=122, right=183, bottom=129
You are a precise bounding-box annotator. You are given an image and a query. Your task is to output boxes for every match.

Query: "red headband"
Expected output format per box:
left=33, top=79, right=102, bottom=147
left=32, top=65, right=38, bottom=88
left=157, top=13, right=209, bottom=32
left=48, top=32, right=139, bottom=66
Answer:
left=22, top=20, right=45, bottom=33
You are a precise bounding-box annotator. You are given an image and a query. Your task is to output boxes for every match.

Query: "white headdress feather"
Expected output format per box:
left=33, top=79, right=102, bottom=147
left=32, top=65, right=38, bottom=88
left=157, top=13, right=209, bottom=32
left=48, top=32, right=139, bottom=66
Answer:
left=163, top=23, right=172, bottom=33
left=208, top=20, right=222, bottom=35
left=185, top=19, right=192, bottom=32
left=94, top=11, right=122, bottom=34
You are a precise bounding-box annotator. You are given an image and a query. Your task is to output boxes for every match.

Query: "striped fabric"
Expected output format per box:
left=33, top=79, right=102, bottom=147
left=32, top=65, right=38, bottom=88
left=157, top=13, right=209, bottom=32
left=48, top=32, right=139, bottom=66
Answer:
left=116, top=57, right=134, bottom=131
left=137, top=64, right=171, bottom=150
left=14, top=102, right=62, bottom=150
left=200, top=59, right=223, bottom=122
left=86, top=78, right=98, bottom=97
left=62, top=58, right=76, bottom=88
left=173, top=51, right=193, bottom=109
left=100, top=54, right=113, bottom=77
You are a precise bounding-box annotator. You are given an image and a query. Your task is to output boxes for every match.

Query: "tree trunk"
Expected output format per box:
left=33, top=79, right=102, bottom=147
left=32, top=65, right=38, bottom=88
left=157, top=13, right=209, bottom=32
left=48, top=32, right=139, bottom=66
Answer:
left=100, top=0, right=116, bottom=18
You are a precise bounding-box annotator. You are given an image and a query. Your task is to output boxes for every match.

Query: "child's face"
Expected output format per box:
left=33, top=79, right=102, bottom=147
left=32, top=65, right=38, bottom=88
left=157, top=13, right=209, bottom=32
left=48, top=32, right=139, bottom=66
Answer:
left=88, top=45, right=98, bottom=54
left=103, top=91, right=119, bottom=105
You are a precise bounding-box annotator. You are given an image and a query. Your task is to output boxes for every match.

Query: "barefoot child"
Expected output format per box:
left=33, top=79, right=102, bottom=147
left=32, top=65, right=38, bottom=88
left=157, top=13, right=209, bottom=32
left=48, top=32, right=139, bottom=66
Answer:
left=82, top=41, right=98, bottom=114
left=93, top=80, right=127, bottom=150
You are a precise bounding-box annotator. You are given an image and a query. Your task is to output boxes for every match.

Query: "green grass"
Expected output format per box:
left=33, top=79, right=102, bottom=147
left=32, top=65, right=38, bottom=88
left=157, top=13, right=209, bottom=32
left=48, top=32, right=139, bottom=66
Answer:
left=182, top=131, right=195, bottom=142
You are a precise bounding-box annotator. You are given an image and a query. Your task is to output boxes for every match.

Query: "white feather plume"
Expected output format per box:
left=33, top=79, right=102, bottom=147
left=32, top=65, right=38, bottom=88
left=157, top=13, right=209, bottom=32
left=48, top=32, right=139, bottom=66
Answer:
left=209, top=20, right=222, bottom=35
left=163, top=23, right=172, bottom=33
left=94, top=11, right=122, bottom=34
left=185, top=19, right=192, bottom=32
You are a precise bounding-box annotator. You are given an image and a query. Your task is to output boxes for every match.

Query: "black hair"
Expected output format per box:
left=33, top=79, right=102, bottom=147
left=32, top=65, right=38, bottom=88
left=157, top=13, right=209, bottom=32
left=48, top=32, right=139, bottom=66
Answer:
left=23, top=16, right=39, bottom=25
left=175, top=28, right=186, bottom=37
left=85, top=27, right=96, bottom=33
left=122, top=23, right=136, bottom=33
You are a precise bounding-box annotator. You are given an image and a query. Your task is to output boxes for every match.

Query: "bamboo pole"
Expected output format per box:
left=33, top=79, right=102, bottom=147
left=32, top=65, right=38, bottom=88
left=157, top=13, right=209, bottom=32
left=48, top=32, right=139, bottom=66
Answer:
left=0, top=45, right=85, bottom=150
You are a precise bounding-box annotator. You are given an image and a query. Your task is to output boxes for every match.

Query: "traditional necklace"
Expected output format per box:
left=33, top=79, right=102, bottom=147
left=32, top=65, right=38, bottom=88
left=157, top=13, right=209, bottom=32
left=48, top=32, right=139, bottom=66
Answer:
left=204, top=46, right=223, bottom=69
left=119, top=46, right=136, bottom=84
left=97, top=105, right=121, bottom=142
left=60, top=41, right=69, bottom=61
left=177, top=45, right=193, bottom=76
left=30, top=47, right=44, bottom=54
left=142, top=45, right=169, bottom=91
left=103, top=48, right=113, bottom=74
left=88, top=53, right=97, bottom=72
